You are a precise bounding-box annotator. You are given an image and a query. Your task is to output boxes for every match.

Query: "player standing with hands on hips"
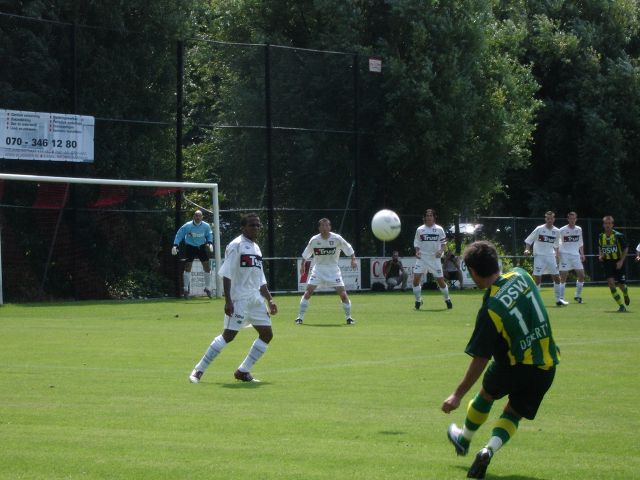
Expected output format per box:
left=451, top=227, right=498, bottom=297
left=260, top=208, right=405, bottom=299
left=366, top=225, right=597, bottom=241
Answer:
left=412, top=209, right=452, bottom=310
left=442, top=241, right=559, bottom=479
left=172, top=210, right=214, bottom=298
left=295, top=218, right=357, bottom=325
left=523, top=211, right=565, bottom=306
left=189, top=213, right=277, bottom=384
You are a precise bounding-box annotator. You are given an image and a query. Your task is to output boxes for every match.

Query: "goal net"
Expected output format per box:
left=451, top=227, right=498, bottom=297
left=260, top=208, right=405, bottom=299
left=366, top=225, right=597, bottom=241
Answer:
left=0, top=173, right=220, bottom=304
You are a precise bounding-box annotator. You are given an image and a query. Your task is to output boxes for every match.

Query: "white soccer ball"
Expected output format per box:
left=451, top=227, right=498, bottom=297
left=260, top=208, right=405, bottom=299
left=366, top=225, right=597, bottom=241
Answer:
left=371, top=209, right=401, bottom=241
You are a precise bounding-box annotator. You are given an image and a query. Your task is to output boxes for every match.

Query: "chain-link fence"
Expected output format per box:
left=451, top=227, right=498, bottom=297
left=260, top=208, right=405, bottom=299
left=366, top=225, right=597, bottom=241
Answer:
left=2, top=14, right=638, bottom=301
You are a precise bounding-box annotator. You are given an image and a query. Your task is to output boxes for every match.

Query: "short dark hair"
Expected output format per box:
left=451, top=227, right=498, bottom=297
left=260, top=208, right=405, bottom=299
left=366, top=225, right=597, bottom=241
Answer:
left=463, top=241, right=499, bottom=278
left=424, top=208, right=436, bottom=218
left=240, top=212, right=260, bottom=226
left=318, top=218, right=331, bottom=226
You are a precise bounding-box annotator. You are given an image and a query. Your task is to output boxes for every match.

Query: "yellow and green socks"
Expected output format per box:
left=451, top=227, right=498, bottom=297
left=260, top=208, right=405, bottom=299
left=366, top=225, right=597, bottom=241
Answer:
left=460, top=393, right=494, bottom=448
left=486, top=411, right=520, bottom=453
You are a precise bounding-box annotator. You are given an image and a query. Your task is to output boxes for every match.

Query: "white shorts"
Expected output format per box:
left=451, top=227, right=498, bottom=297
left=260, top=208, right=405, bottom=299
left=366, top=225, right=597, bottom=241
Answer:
left=559, top=253, right=584, bottom=272
left=224, top=296, right=271, bottom=331
left=533, top=255, right=559, bottom=276
left=413, top=256, right=443, bottom=278
left=307, top=265, right=344, bottom=288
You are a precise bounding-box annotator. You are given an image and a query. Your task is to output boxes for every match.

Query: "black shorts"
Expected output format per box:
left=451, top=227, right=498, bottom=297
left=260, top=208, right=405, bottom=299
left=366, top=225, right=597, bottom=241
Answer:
left=482, top=361, right=555, bottom=420
left=602, top=260, right=626, bottom=283
left=182, top=244, right=210, bottom=264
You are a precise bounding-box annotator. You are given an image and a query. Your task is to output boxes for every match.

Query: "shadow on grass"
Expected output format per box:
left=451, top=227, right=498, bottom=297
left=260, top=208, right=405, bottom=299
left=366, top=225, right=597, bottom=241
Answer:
left=378, top=430, right=406, bottom=436
left=453, top=465, right=549, bottom=480
left=301, top=323, right=348, bottom=328
left=220, top=381, right=270, bottom=389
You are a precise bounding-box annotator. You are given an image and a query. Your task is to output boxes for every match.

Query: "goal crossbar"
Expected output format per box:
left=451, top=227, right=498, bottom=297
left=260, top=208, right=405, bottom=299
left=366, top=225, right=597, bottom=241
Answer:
left=0, top=173, right=222, bottom=301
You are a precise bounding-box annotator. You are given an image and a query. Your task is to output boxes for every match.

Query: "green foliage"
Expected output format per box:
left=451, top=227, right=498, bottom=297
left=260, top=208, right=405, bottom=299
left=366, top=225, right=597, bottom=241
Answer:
left=497, top=0, right=640, bottom=218
left=106, top=269, right=172, bottom=299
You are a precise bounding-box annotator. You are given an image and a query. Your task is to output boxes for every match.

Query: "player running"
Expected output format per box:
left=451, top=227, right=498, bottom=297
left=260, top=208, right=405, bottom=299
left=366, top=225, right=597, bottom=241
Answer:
left=295, top=218, right=357, bottom=325
left=412, top=209, right=452, bottom=310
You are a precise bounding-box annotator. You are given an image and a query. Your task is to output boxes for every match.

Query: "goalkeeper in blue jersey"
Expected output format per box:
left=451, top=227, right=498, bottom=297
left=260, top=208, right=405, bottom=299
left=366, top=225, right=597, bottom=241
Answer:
left=172, top=210, right=214, bottom=298
left=442, top=241, right=559, bottom=479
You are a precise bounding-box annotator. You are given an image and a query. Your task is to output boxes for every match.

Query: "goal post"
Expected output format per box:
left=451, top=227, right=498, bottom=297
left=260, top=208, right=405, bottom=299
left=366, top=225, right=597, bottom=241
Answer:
left=0, top=173, right=221, bottom=302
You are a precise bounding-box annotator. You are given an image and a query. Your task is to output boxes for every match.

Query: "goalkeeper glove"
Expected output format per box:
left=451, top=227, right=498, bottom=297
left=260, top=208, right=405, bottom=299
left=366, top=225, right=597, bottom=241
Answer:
left=171, top=246, right=178, bottom=256
left=207, top=243, right=213, bottom=253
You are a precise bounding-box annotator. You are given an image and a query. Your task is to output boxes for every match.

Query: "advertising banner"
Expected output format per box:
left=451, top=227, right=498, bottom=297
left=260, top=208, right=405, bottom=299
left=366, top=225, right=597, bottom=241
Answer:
left=1, top=109, right=94, bottom=162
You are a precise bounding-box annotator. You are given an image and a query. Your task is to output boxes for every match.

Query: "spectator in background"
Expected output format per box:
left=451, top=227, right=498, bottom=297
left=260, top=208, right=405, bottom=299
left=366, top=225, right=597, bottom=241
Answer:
left=172, top=209, right=214, bottom=298
left=383, top=251, right=408, bottom=291
left=443, top=250, right=464, bottom=290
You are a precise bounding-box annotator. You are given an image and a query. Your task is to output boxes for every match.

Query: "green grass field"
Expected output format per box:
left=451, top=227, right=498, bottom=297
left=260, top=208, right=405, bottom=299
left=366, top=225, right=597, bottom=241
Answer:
left=1, top=286, right=638, bottom=479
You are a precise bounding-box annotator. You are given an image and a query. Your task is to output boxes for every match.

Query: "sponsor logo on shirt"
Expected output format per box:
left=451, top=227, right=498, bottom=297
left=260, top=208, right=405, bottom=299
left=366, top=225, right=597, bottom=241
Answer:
left=537, top=234, right=556, bottom=243
left=563, top=235, right=580, bottom=242
left=314, top=247, right=336, bottom=256
left=240, top=254, right=263, bottom=269
left=420, top=234, right=440, bottom=241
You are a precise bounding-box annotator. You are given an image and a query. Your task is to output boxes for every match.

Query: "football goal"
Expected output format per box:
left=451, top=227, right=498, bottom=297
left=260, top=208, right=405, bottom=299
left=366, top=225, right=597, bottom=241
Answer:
left=0, top=173, right=220, bottom=304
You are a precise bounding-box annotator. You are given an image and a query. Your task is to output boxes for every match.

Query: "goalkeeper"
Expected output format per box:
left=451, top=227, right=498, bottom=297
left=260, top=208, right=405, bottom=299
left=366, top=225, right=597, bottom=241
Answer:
left=172, top=210, right=214, bottom=298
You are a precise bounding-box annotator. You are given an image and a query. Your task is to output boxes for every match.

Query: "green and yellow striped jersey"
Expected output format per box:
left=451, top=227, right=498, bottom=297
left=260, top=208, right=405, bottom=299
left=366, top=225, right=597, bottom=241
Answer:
left=598, top=230, right=627, bottom=261
left=465, top=268, right=560, bottom=368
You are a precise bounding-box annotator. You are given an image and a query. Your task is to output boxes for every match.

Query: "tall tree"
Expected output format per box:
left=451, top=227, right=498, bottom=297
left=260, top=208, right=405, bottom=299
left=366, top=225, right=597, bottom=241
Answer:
left=497, top=0, right=640, bottom=218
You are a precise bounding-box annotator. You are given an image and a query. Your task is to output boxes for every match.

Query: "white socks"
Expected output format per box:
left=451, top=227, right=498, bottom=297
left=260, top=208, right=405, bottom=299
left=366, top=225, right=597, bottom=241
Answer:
left=413, top=286, right=422, bottom=301
left=195, top=335, right=227, bottom=372
left=183, top=272, right=190, bottom=292
left=342, top=300, right=352, bottom=319
left=238, top=338, right=269, bottom=373
left=439, top=285, right=450, bottom=300
left=298, top=297, right=309, bottom=320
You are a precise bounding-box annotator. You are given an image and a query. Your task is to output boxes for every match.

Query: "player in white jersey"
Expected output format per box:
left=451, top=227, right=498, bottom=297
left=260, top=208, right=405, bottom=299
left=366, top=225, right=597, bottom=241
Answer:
left=558, top=211, right=586, bottom=303
left=523, top=211, right=565, bottom=306
left=295, top=218, right=357, bottom=325
left=412, top=209, right=453, bottom=310
left=188, top=213, right=278, bottom=384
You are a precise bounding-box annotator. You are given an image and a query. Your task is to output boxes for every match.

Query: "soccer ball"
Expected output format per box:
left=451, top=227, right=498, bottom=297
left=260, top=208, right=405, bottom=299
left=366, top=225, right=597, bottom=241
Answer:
left=371, top=209, right=401, bottom=241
